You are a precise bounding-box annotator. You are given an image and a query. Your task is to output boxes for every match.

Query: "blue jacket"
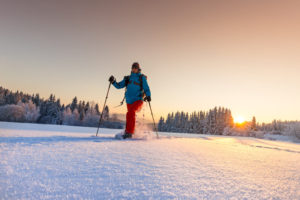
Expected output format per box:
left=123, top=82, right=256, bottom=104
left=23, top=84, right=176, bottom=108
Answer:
left=113, top=72, right=151, bottom=104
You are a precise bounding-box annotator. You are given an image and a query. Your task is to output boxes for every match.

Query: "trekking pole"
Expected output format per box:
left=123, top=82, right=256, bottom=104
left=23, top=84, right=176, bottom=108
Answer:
left=148, top=101, right=159, bottom=138
left=96, top=82, right=112, bottom=136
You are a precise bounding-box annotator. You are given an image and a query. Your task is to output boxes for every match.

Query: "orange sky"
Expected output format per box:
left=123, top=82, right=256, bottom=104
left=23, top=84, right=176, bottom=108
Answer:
left=1, top=0, right=300, bottom=123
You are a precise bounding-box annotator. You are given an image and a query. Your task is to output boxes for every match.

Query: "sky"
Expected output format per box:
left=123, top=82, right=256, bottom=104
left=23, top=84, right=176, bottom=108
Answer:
left=1, top=0, right=300, bottom=123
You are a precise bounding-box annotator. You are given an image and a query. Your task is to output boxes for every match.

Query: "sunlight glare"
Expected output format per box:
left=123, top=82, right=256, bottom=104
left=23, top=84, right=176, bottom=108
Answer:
left=234, top=116, right=245, bottom=124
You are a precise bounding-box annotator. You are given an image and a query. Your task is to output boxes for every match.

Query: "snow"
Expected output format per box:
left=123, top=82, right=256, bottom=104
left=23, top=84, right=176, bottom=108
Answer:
left=264, top=133, right=300, bottom=143
left=1, top=122, right=300, bottom=199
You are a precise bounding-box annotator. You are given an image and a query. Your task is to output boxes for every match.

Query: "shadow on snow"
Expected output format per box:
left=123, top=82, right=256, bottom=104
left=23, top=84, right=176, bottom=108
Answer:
left=0, top=136, right=118, bottom=145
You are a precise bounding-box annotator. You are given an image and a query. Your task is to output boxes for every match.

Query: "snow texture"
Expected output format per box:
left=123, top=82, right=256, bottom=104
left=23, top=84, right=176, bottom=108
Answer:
left=1, top=122, right=300, bottom=200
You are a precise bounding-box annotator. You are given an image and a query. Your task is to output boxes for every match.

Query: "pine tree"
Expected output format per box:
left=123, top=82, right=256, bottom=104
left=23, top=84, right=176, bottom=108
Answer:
left=158, top=117, right=165, bottom=131
left=79, top=109, right=85, bottom=121
left=199, top=111, right=206, bottom=134
left=272, top=120, right=278, bottom=131
left=70, top=97, right=78, bottom=112
left=37, top=95, right=61, bottom=124
left=85, top=102, right=90, bottom=114
left=251, top=116, right=257, bottom=131
left=103, top=106, right=109, bottom=121
left=33, top=94, right=41, bottom=107
left=95, top=103, right=100, bottom=115
left=225, top=109, right=234, bottom=128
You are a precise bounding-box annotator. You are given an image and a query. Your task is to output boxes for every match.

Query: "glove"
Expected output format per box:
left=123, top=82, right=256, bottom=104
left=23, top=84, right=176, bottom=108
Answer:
left=144, top=96, right=151, bottom=102
left=109, top=75, right=116, bottom=83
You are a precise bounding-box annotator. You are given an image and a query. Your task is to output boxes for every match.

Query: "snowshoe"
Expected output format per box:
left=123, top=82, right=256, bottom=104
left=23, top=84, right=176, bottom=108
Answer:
left=122, top=132, right=132, bottom=139
left=114, top=132, right=133, bottom=140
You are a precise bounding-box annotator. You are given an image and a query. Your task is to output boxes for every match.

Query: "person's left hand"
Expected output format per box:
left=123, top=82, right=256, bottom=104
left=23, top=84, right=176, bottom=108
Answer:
left=144, top=96, right=151, bottom=102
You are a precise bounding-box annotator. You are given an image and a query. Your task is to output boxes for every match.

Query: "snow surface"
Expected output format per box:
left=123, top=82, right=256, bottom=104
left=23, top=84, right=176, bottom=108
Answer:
left=1, top=122, right=300, bottom=200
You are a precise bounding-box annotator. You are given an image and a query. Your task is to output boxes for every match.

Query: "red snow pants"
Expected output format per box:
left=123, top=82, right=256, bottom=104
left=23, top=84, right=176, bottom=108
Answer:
left=125, top=100, right=143, bottom=134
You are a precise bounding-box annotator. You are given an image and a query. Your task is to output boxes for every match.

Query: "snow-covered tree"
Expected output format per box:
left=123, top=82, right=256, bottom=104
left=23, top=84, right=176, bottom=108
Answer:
left=63, top=107, right=80, bottom=125
left=18, top=100, right=40, bottom=122
left=70, top=97, right=78, bottom=112
left=103, top=106, right=109, bottom=121
left=158, top=117, right=165, bottom=131
left=95, top=103, right=100, bottom=115
left=0, top=104, right=25, bottom=122
left=38, top=94, right=62, bottom=124
left=82, top=103, right=100, bottom=127
left=158, top=107, right=234, bottom=135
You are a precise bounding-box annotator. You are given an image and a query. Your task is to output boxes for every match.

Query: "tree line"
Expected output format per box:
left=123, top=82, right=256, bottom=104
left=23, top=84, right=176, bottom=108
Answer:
left=158, top=107, right=300, bottom=140
left=0, top=86, right=123, bottom=128
left=158, top=107, right=234, bottom=135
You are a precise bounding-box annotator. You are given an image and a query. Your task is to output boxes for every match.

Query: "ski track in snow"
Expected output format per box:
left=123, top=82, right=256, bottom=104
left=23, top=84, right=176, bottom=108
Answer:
left=0, top=122, right=300, bottom=200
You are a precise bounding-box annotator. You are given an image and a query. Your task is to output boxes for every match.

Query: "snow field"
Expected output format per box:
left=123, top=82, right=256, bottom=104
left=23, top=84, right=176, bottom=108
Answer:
left=1, top=122, right=300, bottom=199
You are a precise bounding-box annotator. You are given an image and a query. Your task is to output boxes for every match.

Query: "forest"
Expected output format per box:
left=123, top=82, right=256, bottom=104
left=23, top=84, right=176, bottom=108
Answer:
left=0, top=86, right=123, bottom=129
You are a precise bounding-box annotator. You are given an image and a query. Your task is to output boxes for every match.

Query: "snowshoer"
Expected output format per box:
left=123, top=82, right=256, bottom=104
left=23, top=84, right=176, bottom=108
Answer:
left=109, top=62, right=151, bottom=139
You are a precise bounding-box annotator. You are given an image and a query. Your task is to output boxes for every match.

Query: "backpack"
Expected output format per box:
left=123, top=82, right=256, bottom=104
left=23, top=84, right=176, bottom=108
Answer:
left=124, top=74, right=146, bottom=97
left=117, top=74, right=146, bottom=107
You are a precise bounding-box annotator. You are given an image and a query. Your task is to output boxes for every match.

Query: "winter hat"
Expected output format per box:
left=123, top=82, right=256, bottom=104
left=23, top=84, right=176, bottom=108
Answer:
left=132, top=62, right=140, bottom=70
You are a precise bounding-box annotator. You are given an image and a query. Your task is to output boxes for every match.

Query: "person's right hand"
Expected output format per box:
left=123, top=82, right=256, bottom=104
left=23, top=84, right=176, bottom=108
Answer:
left=109, top=75, right=116, bottom=83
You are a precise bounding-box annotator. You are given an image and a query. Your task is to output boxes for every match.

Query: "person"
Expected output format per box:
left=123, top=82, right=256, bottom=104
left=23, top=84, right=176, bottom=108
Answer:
left=109, top=62, right=151, bottom=139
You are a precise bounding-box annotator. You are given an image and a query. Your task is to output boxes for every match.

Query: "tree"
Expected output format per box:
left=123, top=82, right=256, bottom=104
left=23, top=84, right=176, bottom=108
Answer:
left=63, top=107, right=80, bottom=125
left=0, top=104, right=25, bottom=122
left=251, top=116, right=257, bottom=131
left=37, top=95, right=62, bottom=124
left=70, top=97, right=78, bottom=112
left=82, top=104, right=99, bottom=127
left=158, top=117, right=165, bottom=131
left=33, top=94, right=41, bottom=107
left=95, top=103, right=100, bottom=115
left=19, top=100, right=40, bottom=122
left=157, top=107, right=234, bottom=135
left=0, top=100, right=39, bottom=122
left=79, top=109, right=85, bottom=121
left=103, top=106, right=109, bottom=121
left=84, top=102, right=90, bottom=114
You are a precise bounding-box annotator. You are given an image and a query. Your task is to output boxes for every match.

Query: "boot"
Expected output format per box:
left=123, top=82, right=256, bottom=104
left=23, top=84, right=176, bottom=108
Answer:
left=122, top=132, right=133, bottom=139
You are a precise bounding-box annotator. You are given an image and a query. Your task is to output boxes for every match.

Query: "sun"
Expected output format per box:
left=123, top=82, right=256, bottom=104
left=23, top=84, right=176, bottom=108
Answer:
left=234, top=116, right=245, bottom=124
